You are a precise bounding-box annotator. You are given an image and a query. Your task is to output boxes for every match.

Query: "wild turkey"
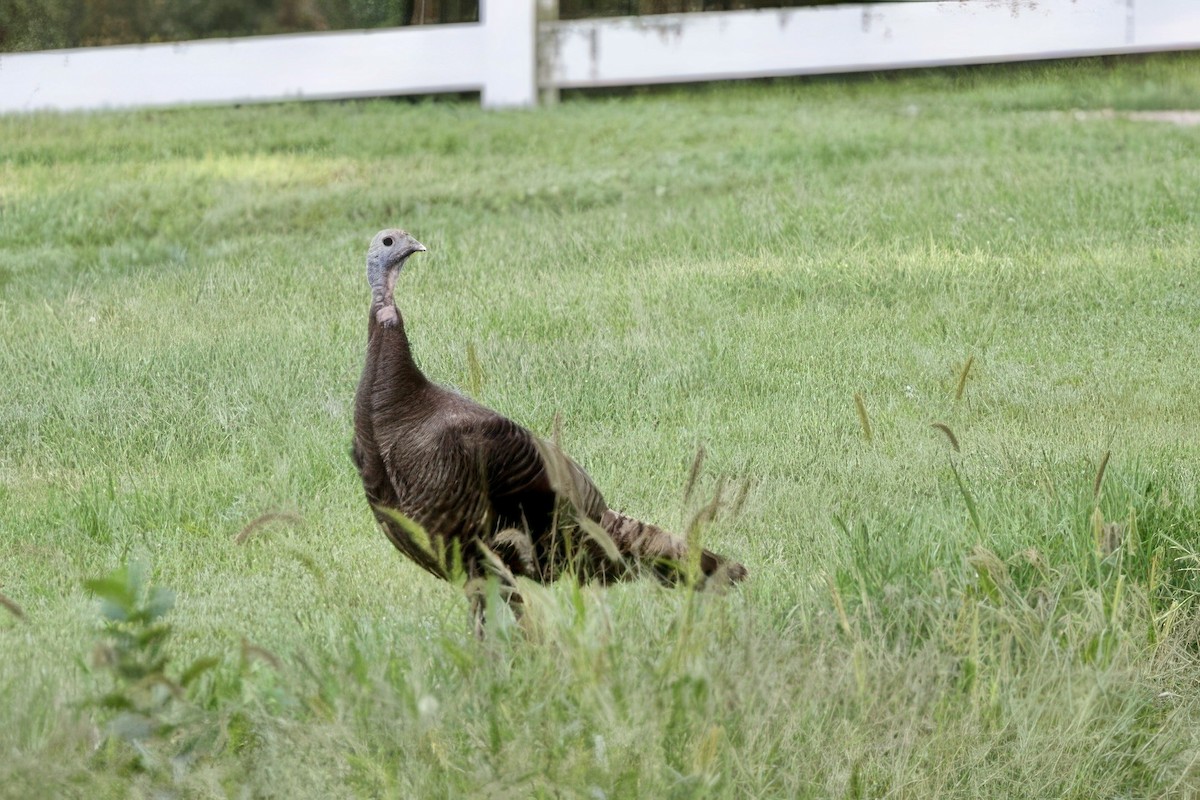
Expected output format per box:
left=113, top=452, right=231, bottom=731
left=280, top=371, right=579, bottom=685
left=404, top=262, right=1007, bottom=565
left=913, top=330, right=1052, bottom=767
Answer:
left=351, top=228, right=747, bottom=634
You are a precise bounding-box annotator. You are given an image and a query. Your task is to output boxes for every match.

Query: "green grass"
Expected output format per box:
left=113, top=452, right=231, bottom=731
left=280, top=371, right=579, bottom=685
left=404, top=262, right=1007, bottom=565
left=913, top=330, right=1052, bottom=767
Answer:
left=3, top=53, right=1200, bottom=797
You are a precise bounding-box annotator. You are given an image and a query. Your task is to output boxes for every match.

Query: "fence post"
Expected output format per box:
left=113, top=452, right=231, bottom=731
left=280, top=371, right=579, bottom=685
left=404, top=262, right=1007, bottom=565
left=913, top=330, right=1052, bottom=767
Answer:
left=537, top=0, right=560, bottom=106
left=481, top=0, right=538, bottom=108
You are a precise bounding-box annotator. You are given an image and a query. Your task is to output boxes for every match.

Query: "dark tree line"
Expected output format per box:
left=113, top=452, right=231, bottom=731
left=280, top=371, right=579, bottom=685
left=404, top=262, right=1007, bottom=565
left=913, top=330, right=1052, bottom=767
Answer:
left=1, top=0, right=877, bottom=53
left=0, top=0, right=472, bottom=51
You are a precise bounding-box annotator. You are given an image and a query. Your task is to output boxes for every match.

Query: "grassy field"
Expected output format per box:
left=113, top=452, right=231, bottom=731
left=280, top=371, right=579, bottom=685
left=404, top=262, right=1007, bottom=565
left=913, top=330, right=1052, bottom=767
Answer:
left=2, top=54, right=1200, bottom=797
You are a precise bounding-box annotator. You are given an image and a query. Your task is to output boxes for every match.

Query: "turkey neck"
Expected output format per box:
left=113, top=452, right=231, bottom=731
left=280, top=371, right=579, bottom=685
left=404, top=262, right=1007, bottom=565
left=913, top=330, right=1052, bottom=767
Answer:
left=369, top=301, right=430, bottom=398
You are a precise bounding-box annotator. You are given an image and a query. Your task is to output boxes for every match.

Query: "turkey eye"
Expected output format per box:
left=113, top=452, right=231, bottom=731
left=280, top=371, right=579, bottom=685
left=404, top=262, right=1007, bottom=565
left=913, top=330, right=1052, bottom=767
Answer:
left=382, top=237, right=394, bottom=247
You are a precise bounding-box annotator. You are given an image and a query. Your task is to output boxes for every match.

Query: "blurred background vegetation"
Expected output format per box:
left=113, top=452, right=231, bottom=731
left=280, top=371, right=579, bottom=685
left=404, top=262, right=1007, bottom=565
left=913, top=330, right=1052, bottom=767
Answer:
left=1, top=0, right=898, bottom=52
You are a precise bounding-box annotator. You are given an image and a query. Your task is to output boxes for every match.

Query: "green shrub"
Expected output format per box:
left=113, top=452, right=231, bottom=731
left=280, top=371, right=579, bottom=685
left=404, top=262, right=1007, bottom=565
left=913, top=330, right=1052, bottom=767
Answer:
left=85, top=562, right=222, bottom=781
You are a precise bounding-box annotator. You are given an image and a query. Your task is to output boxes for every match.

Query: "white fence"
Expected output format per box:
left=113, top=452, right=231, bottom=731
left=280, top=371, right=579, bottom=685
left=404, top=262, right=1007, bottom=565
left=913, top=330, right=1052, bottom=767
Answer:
left=1, top=0, right=1199, bottom=114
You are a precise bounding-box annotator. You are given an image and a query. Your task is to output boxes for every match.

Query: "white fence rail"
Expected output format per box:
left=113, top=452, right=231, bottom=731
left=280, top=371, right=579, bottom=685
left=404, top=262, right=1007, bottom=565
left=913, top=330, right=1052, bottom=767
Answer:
left=1, top=0, right=1199, bottom=114
left=545, top=1, right=1200, bottom=88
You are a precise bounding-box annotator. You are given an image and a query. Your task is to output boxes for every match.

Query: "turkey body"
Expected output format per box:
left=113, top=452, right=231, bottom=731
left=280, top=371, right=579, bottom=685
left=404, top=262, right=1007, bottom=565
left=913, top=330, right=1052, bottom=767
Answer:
left=354, top=308, right=607, bottom=584
left=351, top=229, right=745, bottom=631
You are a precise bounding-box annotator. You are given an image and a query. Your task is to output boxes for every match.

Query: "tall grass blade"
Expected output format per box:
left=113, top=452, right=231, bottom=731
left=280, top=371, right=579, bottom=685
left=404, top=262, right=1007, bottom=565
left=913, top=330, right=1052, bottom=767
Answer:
left=474, top=539, right=520, bottom=585
left=683, top=444, right=706, bottom=504
left=853, top=393, right=872, bottom=442
left=949, top=459, right=982, bottom=535
left=930, top=422, right=961, bottom=452
left=955, top=355, right=975, bottom=401
left=240, top=637, right=281, bottom=670
left=0, top=590, right=25, bottom=621
left=533, top=435, right=584, bottom=511
left=466, top=341, right=485, bottom=397
left=1093, top=450, right=1111, bottom=500
left=280, top=545, right=329, bottom=590
left=826, top=575, right=852, bottom=636
left=967, top=545, right=1009, bottom=602
left=577, top=516, right=623, bottom=565
left=493, top=527, right=535, bottom=575
left=233, top=512, right=303, bottom=545
left=730, top=477, right=753, bottom=518
left=685, top=481, right=724, bottom=585
left=375, top=505, right=435, bottom=558
left=374, top=505, right=460, bottom=582
left=178, top=656, right=219, bottom=688
left=1091, top=506, right=1105, bottom=559
left=551, top=410, right=563, bottom=449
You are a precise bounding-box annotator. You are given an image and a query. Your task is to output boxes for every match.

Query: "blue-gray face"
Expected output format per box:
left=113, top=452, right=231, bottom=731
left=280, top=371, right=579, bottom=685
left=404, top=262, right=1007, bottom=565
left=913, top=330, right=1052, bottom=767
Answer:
left=369, top=229, right=426, bottom=272
left=366, top=228, right=427, bottom=291
left=367, top=229, right=426, bottom=327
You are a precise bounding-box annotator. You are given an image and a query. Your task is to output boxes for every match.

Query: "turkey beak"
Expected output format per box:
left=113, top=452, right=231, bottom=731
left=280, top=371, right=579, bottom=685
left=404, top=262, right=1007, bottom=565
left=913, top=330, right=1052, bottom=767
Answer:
left=392, top=239, right=425, bottom=271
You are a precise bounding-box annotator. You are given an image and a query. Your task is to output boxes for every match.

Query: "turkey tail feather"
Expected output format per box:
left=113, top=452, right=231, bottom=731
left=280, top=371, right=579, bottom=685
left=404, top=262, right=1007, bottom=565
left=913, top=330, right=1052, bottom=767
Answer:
left=599, top=509, right=748, bottom=585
